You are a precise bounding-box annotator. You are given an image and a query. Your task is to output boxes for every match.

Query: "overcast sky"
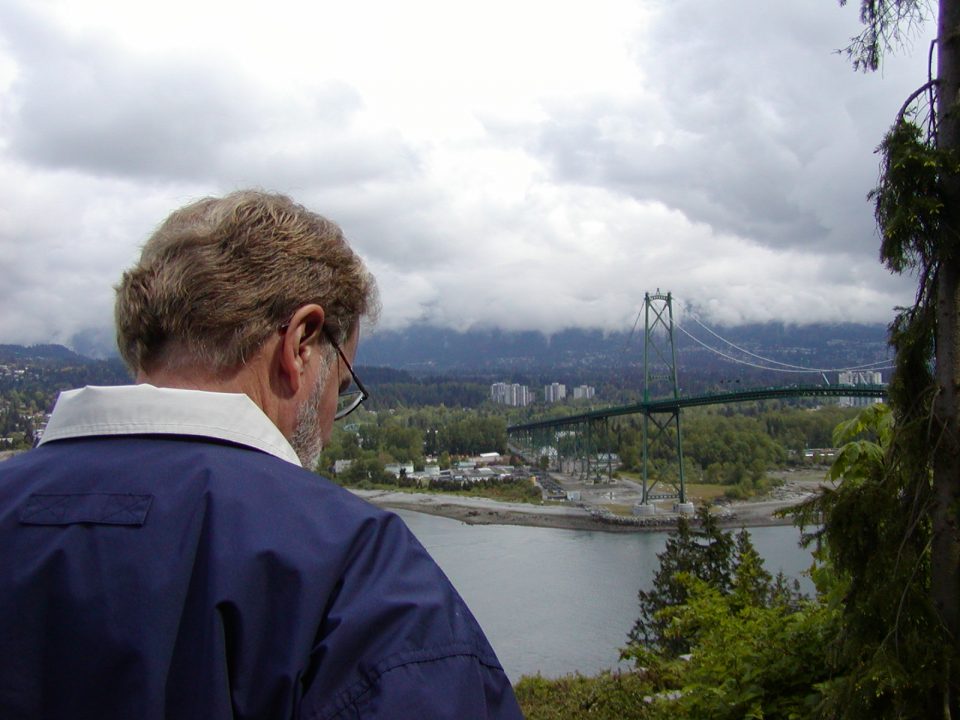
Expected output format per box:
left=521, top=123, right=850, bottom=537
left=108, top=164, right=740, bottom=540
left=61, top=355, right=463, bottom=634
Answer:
left=0, top=0, right=938, bottom=348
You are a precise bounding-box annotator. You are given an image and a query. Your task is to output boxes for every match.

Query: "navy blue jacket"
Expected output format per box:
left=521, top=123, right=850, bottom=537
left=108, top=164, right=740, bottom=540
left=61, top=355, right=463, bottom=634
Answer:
left=0, top=436, right=523, bottom=719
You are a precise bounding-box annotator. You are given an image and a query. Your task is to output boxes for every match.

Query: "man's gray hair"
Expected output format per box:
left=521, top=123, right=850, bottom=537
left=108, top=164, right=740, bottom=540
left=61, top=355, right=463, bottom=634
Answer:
left=115, top=190, right=379, bottom=373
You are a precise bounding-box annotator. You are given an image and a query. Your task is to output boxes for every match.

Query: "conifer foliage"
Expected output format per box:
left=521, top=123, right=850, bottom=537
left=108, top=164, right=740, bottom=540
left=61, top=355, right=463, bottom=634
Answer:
left=519, top=511, right=815, bottom=720
left=626, top=509, right=735, bottom=657
left=625, top=508, right=803, bottom=658
left=826, top=0, right=960, bottom=715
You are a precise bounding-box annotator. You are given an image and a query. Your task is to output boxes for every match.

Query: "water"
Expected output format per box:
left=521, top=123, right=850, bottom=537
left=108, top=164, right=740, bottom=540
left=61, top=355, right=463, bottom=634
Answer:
left=395, top=509, right=816, bottom=681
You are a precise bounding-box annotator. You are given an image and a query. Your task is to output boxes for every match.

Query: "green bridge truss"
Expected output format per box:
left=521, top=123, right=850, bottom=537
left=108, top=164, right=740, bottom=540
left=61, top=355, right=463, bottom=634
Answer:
left=507, top=384, right=887, bottom=504
left=507, top=290, right=888, bottom=508
left=509, top=384, right=889, bottom=432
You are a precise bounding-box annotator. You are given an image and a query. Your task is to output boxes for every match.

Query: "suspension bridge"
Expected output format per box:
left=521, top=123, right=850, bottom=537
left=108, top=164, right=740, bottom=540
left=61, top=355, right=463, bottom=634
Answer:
left=507, top=291, right=889, bottom=511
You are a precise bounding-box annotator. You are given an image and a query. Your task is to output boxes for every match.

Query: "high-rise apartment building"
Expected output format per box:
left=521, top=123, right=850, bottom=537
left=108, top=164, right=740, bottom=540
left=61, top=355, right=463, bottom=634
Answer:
left=544, top=382, right=566, bottom=403
left=490, top=382, right=532, bottom=407
left=837, top=370, right=885, bottom=407
left=572, top=385, right=595, bottom=400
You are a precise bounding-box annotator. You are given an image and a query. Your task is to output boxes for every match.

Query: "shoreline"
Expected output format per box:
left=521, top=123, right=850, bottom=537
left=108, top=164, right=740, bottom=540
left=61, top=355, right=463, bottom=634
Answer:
left=352, top=489, right=805, bottom=533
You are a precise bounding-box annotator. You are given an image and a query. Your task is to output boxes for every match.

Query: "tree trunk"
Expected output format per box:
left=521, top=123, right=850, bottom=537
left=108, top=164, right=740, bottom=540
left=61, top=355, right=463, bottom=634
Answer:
left=933, top=0, right=960, bottom=712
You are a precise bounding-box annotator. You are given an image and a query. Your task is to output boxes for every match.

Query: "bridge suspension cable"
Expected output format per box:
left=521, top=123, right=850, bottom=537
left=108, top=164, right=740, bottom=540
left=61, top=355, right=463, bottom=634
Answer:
left=675, top=312, right=893, bottom=374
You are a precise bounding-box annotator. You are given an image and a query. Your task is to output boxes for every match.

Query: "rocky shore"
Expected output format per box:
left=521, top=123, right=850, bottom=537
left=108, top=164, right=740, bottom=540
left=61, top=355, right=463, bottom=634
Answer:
left=352, top=484, right=814, bottom=533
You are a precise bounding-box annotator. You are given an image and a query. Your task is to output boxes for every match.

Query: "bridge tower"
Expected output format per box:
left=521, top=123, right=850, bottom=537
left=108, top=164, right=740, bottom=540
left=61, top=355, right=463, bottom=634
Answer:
left=641, top=291, right=688, bottom=507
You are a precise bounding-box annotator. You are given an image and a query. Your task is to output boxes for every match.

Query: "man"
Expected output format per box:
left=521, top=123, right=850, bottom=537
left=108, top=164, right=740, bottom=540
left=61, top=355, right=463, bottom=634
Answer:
left=0, top=191, right=523, bottom=719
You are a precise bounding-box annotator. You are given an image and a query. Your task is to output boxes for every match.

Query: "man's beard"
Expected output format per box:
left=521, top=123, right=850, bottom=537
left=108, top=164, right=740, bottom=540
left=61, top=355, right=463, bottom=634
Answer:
left=291, top=373, right=325, bottom=470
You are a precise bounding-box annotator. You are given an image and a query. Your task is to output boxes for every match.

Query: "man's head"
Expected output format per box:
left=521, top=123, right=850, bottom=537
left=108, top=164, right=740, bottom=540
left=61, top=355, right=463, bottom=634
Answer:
left=116, top=190, right=377, bottom=374
left=115, top=190, right=378, bottom=465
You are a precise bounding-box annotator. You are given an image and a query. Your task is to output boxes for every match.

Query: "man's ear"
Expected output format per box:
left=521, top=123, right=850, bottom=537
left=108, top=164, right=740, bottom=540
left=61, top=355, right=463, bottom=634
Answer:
left=279, top=304, right=326, bottom=393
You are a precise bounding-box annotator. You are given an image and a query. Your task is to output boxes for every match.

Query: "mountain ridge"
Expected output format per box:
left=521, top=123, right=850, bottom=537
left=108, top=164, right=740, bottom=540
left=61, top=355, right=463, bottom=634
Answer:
left=4, top=321, right=892, bottom=386
left=357, top=321, right=892, bottom=376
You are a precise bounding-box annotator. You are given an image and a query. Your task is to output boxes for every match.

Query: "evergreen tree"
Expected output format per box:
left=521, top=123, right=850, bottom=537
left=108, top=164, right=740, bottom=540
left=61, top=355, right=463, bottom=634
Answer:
left=817, top=1, right=960, bottom=714
left=627, top=507, right=735, bottom=657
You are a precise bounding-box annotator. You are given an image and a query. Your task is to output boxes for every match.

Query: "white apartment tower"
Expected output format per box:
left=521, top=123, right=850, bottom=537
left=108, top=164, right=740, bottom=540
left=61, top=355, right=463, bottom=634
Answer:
left=572, top=385, right=595, bottom=400
left=490, top=382, right=532, bottom=407
left=544, top=382, right=567, bottom=403
left=837, top=370, right=885, bottom=407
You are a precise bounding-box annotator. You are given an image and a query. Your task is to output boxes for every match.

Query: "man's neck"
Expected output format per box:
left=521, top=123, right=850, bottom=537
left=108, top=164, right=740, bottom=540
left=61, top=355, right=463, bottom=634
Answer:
left=136, top=342, right=293, bottom=441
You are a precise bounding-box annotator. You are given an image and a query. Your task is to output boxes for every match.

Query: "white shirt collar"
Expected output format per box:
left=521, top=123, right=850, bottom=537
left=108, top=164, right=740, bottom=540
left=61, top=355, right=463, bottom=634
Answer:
left=38, top=384, right=302, bottom=467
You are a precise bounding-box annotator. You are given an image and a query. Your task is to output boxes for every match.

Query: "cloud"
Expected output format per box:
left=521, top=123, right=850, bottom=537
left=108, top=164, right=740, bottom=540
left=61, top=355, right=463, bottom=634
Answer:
left=3, top=4, right=252, bottom=180
left=0, top=0, right=935, bottom=350
left=527, top=0, right=930, bottom=255
left=0, top=162, right=182, bottom=345
left=363, top=184, right=915, bottom=333
left=1, top=2, right=417, bottom=187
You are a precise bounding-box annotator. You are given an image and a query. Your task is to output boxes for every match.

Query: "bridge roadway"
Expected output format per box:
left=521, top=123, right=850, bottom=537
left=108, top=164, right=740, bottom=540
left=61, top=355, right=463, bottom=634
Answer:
left=506, top=384, right=888, bottom=433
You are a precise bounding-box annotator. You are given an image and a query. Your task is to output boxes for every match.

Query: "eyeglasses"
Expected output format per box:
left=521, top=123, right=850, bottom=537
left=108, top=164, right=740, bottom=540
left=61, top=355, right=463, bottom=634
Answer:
left=322, top=326, right=369, bottom=420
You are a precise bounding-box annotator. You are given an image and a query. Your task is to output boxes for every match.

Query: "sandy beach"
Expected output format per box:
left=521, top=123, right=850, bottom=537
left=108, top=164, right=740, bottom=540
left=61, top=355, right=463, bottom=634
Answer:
left=353, top=469, right=828, bottom=533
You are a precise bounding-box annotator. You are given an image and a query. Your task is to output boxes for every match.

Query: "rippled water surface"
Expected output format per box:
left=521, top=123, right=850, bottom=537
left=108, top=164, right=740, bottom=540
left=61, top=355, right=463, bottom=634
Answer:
left=396, top=509, right=816, bottom=681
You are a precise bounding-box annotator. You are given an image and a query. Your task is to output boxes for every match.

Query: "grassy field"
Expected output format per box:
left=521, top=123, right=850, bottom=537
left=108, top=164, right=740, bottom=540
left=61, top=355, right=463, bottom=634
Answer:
left=599, top=482, right=729, bottom=517
left=617, top=472, right=730, bottom=501
left=683, top=482, right=729, bottom=502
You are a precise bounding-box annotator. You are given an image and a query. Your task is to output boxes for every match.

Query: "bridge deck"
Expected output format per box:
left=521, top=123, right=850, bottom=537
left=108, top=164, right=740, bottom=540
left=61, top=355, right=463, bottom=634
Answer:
left=507, top=384, right=887, bottom=433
